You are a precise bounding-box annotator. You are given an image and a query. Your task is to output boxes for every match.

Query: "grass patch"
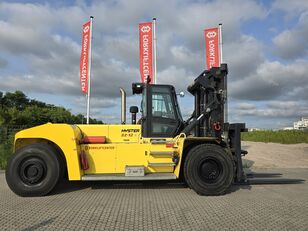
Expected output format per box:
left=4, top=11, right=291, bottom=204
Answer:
left=241, top=130, right=308, bottom=144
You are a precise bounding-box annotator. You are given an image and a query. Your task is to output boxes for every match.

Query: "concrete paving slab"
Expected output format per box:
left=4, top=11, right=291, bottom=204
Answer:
left=0, top=168, right=307, bottom=231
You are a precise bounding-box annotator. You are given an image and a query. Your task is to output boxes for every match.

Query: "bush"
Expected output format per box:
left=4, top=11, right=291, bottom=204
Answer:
left=241, top=130, right=308, bottom=144
left=0, top=137, right=13, bottom=169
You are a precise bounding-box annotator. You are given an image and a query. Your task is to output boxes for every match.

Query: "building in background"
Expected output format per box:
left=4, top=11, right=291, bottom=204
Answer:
left=283, top=127, right=294, bottom=131
left=294, top=117, right=308, bottom=130
left=248, top=128, right=262, bottom=132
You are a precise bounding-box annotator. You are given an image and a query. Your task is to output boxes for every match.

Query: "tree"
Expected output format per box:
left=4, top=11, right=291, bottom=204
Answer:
left=0, top=91, right=103, bottom=126
left=2, top=91, right=29, bottom=110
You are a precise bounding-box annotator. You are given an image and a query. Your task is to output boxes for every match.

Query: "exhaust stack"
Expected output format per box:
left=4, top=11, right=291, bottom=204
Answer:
left=120, top=88, right=126, bottom=124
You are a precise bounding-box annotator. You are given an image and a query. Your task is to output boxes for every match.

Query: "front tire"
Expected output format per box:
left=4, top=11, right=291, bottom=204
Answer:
left=184, top=144, right=234, bottom=196
left=5, top=143, right=61, bottom=197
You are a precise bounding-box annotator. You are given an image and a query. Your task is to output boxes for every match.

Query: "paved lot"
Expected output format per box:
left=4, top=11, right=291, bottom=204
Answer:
left=0, top=169, right=308, bottom=231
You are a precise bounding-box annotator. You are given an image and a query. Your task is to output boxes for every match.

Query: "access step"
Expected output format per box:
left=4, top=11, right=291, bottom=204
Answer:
left=81, top=173, right=177, bottom=181
left=149, top=151, right=175, bottom=156
left=150, top=139, right=175, bottom=145
left=147, top=162, right=176, bottom=167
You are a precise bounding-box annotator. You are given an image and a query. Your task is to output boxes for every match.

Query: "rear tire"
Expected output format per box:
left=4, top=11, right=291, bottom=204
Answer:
left=5, top=143, right=61, bottom=197
left=184, top=144, right=234, bottom=196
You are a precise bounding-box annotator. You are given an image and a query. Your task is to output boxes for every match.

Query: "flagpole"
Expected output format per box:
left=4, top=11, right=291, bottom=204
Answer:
left=219, top=23, right=227, bottom=122
left=153, top=18, right=157, bottom=84
left=218, top=23, right=223, bottom=65
left=86, top=16, right=94, bottom=124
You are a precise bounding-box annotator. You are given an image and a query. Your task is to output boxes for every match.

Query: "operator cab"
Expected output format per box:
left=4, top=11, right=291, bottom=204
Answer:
left=132, top=83, right=184, bottom=137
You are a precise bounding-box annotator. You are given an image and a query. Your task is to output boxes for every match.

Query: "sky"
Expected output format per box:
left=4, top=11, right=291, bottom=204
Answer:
left=0, top=0, right=307, bottom=129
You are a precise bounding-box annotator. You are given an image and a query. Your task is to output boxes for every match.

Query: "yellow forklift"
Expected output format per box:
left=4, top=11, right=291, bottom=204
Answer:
left=5, top=64, right=302, bottom=196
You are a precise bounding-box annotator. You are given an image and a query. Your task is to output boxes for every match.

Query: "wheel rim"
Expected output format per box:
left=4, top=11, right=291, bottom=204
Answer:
left=198, top=157, right=222, bottom=184
left=19, top=157, right=46, bottom=185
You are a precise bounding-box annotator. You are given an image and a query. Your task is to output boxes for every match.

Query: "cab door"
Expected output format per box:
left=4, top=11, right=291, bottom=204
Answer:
left=142, top=85, right=182, bottom=138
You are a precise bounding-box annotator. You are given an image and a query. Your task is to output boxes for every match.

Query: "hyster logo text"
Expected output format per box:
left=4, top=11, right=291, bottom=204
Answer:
left=121, top=129, right=140, bottom=133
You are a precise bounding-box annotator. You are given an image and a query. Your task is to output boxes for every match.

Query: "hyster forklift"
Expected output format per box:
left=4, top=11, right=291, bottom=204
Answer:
left=5, top=64, right=302, bottom=196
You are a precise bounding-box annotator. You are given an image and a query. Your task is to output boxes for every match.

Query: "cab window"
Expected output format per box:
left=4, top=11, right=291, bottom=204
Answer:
left=152, top=94, right=175, bottom=119
left=151, top=87, right=178, bottom=137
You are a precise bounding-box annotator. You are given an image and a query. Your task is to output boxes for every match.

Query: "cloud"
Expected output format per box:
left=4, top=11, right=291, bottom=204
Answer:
left=230, top=100, right=308, bottom=129
left=75, top=96, right=118, bottom=109
left=272, top=12, right=308, bottom=60
left=225, top=35, right=264, bottom=80
left=0, top=0, right=307, bottom=127
left=272, top=0, right=308, bottom=15
left=230, top=60, right=308, bottom=101
left=236, top=102, right=257, bottom=111
left=0, top=0, right=267, bottom=97
left=158, top=66, right=195, bottom=92
left=0, top=57, right=8, bottom=68
left=0, top=20, right=51, bottom=58
left=236, top=100, right=308, bottom=118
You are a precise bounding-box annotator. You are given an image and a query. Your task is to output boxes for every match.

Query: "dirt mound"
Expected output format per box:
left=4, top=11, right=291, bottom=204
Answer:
left=242, top=141, right=308, bottom=168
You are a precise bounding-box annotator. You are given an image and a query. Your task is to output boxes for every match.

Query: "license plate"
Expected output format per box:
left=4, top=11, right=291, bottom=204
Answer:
left=125, top=166, right=145, bottom=177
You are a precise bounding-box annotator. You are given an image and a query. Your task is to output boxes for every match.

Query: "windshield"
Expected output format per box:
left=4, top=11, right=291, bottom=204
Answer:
left=152, top=93, right=176, bottom=119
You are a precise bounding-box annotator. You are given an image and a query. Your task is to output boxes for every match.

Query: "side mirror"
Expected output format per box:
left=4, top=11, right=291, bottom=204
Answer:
left=130, top=106, right=139, bottom=124
left=130, top=106, right=139, bottom=114
left=177, top=91, right=185, bottom=97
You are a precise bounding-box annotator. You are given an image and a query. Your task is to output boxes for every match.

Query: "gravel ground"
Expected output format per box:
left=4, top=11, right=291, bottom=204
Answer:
left=242, top=141, right=308, bottom=168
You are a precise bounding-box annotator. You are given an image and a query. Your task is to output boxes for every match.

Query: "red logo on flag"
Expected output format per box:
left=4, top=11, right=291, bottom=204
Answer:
left=80, top=21, right=91, bottom=94
left=139, top=22, right=153, bottom=83
left=204, top=28, right=220, bottom=70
